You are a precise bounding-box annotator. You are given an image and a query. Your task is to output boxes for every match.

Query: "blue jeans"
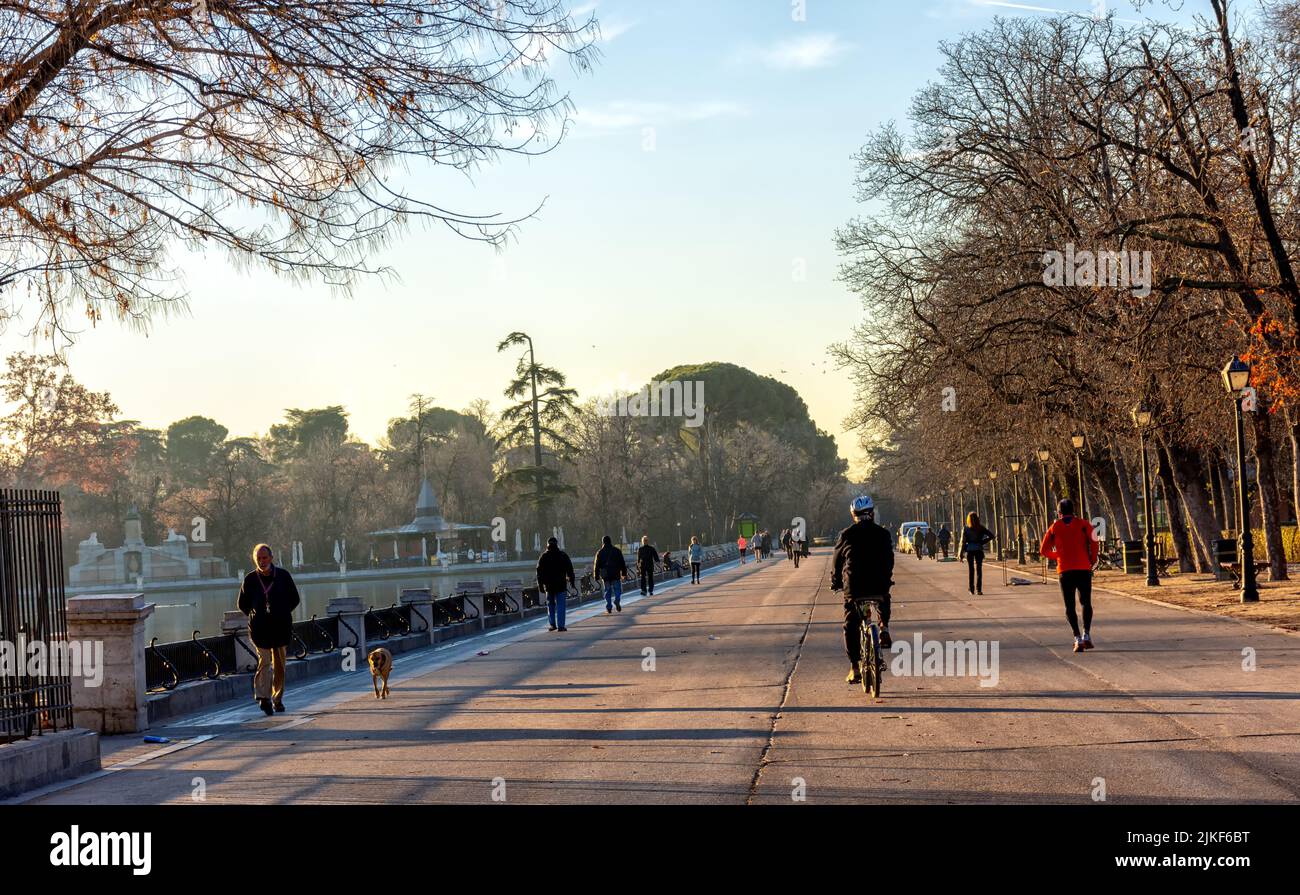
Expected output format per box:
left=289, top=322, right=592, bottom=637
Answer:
left=603, top=578, right=622, bottom=609
left=547, top=590, right=567, bottom=629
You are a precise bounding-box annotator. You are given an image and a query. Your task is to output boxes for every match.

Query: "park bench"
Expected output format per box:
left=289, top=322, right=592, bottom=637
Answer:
left=1226, top=556, right=1260, bottom=590
left=1153, top=540, right=1178, bottom=578
left=658, top=556, right=686, bottom=578
left=1095, top=538, right=1123, bottom=571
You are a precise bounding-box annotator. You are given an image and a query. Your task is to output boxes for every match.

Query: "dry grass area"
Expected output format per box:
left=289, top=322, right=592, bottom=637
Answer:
left=990, top=561, right=1300, bottom=634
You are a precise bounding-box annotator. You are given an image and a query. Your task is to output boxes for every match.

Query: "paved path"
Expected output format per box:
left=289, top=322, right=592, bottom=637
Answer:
left=20, top=549, right=1300, bottom=804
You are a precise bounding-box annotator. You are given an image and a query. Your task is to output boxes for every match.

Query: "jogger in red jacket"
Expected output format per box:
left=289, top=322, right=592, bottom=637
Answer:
left=1040, top=498, right=1100, bottom=652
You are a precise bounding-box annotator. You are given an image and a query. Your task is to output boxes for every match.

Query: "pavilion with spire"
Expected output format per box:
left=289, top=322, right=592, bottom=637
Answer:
left=367, top=479, right=492, bottom=565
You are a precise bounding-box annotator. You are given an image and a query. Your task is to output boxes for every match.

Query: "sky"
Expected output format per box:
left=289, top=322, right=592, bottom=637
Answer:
left=2, top=0, right=1184, bottom=476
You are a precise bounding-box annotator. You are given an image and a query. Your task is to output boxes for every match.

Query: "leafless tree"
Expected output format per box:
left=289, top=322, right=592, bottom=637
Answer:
left=0, top=1, right=598, bottom=342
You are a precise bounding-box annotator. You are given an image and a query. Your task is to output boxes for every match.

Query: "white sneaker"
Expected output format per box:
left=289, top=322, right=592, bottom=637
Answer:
left=1072, top=636, right=1084, bottom=653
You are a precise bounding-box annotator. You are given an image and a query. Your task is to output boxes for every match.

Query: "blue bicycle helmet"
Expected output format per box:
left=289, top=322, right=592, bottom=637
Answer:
left=850, top=495, right=875, bottom=517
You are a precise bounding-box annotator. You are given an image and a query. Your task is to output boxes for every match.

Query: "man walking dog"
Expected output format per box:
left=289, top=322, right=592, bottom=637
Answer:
left=237, top=544, right=301, bottom=716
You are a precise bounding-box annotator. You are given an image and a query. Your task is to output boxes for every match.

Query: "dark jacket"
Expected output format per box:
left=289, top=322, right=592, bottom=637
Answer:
left=237, top=566, right=301, bottom=649
left=594, top=543, right=628, bottom=582
left=958, top=525, right=994, bottom=558
left=938, top=526, right=952, bottom=546
left=831, top=519, right=894, bottom=599
left=636, top=543, right=660, bottom=572
left=536, top=546, right=576, bottom=595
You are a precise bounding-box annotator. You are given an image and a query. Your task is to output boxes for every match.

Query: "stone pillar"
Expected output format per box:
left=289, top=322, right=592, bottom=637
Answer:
left=221, top=610, right=258, bottom=674
left=399, top=589, right=435, bottom=647
left=326, top=596, right=367, bottom=667
left=65, top=594, right=155, bottom=734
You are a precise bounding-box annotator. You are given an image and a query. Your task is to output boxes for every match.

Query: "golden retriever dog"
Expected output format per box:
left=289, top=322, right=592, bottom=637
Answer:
left=367, top=647, right=393, bottom=699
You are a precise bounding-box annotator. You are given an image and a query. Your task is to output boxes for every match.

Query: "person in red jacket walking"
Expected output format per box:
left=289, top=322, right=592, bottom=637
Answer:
left=1040, top=498, right=1100, bottom=652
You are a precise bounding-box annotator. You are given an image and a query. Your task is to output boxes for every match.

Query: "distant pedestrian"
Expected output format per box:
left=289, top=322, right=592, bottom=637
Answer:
left=637, top=535, right=660, bottom=596
left=738, top=534, right=748, bottom=564
left=536, top=537, right=575, bottom=632
left=594, top=535, right=628, bottom=613
left=1041, top=499, right=1100, bottom=652
left=237, top=544, right=301, bottom=716
left=925, top=527, right=938, bottom=561
left=958, top=512, right=995, bottom=595
left=688, top=536, right=703, bottom=583
left=663, top=549, right=684, bottom=577
left=938, top=524, right=952, bottom=559
left=910, top=525, right=924, bottom=560
left=781, top=528, right=793, bottom=559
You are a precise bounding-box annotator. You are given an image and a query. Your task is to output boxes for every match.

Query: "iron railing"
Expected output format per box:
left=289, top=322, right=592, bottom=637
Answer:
left=0, top=489, right=73, bottom=742
left=364, top=604, right=412, bottom=641
left=145, top=614, right=344, bottom=692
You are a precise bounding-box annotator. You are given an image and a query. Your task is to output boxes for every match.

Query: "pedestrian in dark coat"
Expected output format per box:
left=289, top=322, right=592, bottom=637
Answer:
left=593, top=535, right=628, bottom=613
left=536, top=537, right=576, bottom=631
left=636, top=535, right=660, bottom=596
left=958, top=513, right=996, bottom=595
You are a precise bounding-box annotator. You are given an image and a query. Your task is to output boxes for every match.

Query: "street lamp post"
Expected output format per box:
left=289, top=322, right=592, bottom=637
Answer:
left=949, top=488, right=957, bottom=541
left=1223, top=357, right=1259, bottom=603
left=1010, top=460, right=1026, bottom=565
left=973, top=478, right=982, bottom=524
left=1132, top=405, right=1159, bottom=587
left=1071, top=432, right=1088, bottom=520
left=989, top=470, right=1002, bottom=560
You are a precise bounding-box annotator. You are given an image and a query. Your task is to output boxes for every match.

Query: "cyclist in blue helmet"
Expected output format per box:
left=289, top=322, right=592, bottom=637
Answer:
left=832, top=495, right=895, bottom=684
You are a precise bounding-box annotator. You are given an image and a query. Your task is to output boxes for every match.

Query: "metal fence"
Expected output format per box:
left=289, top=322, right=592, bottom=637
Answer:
left=146, top=614, right=349, bottom=691
left=141, top=543, right=745, bottom=693
left=363, top=605, right=412, bottom=641
left=0, top=489, right=73, bottom=743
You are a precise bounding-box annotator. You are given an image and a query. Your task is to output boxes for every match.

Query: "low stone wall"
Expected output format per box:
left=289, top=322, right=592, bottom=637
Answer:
left=147, top=630, right=432, bottom=725
left=0, top=729, right=100, bottom=800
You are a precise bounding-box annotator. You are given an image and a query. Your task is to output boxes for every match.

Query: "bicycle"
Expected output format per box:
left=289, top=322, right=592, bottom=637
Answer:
left=851, top=594, right=887, bottom=697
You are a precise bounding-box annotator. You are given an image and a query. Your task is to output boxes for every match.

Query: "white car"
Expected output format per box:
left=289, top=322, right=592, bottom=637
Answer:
left=897, top=522, right=930, bottom=553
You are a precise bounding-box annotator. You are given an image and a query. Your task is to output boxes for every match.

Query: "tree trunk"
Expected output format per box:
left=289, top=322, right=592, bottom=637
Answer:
left=1110, top=435, right=1141, bottom=541
left=1156, top=443, right=1195, bottom=572
left=1288, top=406, right=1300, bottom=530
left=1208, top=451, right=1228, bottom=532
left=1276, top=425, right=1293, bottom=525
left=1250, top=405, right=1289, bottom=580
left=1089, top=453, right=1127, bottom=541
left=1222, top=455, right=1240, bottom=531
left=1160, top=439, right=1220, bottom=573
